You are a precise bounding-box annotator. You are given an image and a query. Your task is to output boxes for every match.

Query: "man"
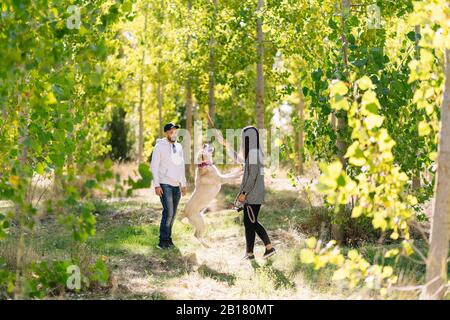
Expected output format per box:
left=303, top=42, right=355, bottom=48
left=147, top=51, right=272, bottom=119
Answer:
left=150, top=123, right=188, bottom=249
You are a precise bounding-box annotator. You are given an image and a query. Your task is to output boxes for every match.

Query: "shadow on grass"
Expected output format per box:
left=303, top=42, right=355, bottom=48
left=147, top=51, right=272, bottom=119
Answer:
left=86, top=222, right=197, bottom=278
left=198, top=264, right=237, bottom=286
left=249, top=259, right=296, bottom=291
left=87, top=223, right=159, bottom=256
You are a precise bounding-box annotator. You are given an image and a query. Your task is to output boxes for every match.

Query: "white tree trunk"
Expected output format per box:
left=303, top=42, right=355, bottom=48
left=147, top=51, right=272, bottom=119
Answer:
left=208, top=0, right=217, bottom=126
left=421, top=49, right=450, bottom=300
left=157, top=80, right=163, bottom=138
left=413, top=25, right=421, bottom=190
left=137, top=7, right=148, bottom=163
left=255, top=0, right=265, bottom=130
left=331, top=0, right=351, bottom=244
left=185, top=79, right=193, bottom=178
left=14, top=89, right=29, bottom=299
left=296, top=83, right=305, bottom=175
left=337, top=0, right=349, bottom=168
left=186, top=0, right=193, bottom=140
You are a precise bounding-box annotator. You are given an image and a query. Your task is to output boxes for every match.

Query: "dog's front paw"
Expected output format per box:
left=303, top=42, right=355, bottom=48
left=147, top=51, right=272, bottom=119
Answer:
left=180, top=217, right=189, bottom=224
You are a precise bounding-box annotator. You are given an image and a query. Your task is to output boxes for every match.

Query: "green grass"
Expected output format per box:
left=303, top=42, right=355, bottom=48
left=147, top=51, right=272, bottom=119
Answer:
left=0, top=184, right=442, bottom=299
left=197, top=264, right=237, bottom=286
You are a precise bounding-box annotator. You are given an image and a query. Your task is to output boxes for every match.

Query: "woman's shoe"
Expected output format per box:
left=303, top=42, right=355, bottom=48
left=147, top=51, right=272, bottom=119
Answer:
left=263, top=247, right=276, bottom=259
left=242, top=253, right=255, bottom=261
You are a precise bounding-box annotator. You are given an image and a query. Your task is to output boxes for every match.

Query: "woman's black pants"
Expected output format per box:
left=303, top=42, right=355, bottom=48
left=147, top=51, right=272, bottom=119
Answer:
left=243, top=204, right=271, bottom=253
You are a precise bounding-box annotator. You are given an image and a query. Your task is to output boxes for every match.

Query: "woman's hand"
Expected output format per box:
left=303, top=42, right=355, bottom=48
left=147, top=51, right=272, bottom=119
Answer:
left=238, top=193, right=246, bottom=202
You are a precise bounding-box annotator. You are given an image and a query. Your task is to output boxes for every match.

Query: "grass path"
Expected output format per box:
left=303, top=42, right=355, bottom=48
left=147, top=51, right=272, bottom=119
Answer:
left=0, top=168, right=441, bottom=300
left=0, top=177, right=344, bottom=299
left=85, top=183, right=341, bottom=300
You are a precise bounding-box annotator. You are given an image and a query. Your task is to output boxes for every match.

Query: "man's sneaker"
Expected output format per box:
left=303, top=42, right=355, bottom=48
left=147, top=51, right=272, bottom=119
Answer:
left=168, top=238, right=176, bottom=248
left=157, top=240, right=170, bottom=250
left=263, top=247, right=276, bottom=259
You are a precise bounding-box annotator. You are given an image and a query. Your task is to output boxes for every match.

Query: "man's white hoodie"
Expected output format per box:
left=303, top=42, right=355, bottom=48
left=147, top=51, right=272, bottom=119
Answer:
left=151, top=138, right=187, bottom=188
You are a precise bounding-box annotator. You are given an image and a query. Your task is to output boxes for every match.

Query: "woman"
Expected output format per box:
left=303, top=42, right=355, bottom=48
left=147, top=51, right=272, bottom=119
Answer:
left=236, top=126, right=276, bottom=260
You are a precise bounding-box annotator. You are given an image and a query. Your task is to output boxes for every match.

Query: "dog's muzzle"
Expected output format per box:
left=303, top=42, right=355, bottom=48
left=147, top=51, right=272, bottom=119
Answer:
left=197, top=161, right=211, bottom=169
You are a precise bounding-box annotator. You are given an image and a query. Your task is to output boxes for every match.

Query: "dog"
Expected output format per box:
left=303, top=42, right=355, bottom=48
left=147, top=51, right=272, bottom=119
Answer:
left=180, top=143, right=242, bottom=247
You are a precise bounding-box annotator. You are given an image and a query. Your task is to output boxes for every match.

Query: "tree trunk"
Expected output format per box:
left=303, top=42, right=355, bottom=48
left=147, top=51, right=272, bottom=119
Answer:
left=138, top=7, right=148, bottom=163
left=231, top=88, right=237, bottom=124
left=421, top=49, right=450, bottom=300
left=157, top=79, right=163, bottom=137
left=14, top=90, right=29, bottom=299
left=295, top=83, right=305, bottom=175
left=337, top=0, right=349, bottom=168
left=138, top=79, right=144, bottom=163
left=184, top=0, right=194, bottom=180
left=185, top=80, right=193, bottom=179
left=208, top=0, right=217, bottom=126
left=332, top=0, right=351, bottom=245
left=330, top=113, right=337, bottom=131
left=413, top=25, right=421, bottom=190
left=255, top=0, right=265, bottom=130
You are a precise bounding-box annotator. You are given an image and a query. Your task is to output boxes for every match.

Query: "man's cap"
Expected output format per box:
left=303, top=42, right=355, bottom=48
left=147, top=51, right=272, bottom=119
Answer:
left=164, top=123, right=180, bottom=132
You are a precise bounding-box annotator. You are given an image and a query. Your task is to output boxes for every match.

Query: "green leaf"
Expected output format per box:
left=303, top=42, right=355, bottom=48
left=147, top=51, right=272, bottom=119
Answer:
left=418, top=121, right=431, bottom=136
left=337, top=174, right=346, bottom=187
left=330, top=80, right=348, bottom=96
left=85, top=180, right=97, bottom=189
left=331, top=95, right=350, bottom=110
left=351, top=206, right=363, bottom=218
left=45, top=92, right=58, bottom=105
left=323, top=160, right=343, bottom=179
left=36, top=162, right=46, bottom=175
left=364, top=114, right=384, bottom=130
left=349, top=156, right=366, bottom=167
left=262, top=24, right=271, bottom=34
left=358, top=76, right=374, bottom=91
left=122, top=0, right=132, bottom=13
left=300, top=248, right=315, bottom=264
left=407, top=31, right=417, bottom=42
left=365, top=102, right=379, bottom=115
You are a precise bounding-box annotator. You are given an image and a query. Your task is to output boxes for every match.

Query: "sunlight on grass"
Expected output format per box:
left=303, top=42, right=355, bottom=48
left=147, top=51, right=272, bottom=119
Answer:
left=0, top=182, right=434, bottom=299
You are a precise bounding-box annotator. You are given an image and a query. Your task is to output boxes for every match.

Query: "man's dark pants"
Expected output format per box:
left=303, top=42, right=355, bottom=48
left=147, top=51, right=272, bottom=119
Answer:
left=159, top=183, right=181, bottom=242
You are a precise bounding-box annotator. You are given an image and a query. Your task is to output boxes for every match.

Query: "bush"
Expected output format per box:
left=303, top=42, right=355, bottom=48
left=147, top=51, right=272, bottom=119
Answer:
left=17, top=257, right=110, bottom=299
left=107, top=107, right=133, bottom=162
left=295, top=206, right=381, bottom=245
left=0, top=258, right=15, bottom=299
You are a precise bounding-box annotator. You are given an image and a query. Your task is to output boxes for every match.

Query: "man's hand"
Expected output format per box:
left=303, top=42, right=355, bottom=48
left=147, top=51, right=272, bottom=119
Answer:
left=181, top=186, right=188, bottom=195
left=155, top=187, right=163, bottom=197
left=238, top=193, right=246, bottom=202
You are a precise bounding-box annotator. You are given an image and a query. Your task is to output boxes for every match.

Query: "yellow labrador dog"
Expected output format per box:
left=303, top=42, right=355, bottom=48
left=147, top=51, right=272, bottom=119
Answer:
left=180, top=143, right=242, bottom=247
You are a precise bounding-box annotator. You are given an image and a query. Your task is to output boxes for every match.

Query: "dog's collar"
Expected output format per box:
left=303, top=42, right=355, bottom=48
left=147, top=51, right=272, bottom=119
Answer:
left=197, top=161, right=212, bottom=169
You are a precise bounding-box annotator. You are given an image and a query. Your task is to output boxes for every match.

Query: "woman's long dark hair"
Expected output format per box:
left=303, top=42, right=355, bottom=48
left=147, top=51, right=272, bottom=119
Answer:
left=243, top=126, right=260, bottom=161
